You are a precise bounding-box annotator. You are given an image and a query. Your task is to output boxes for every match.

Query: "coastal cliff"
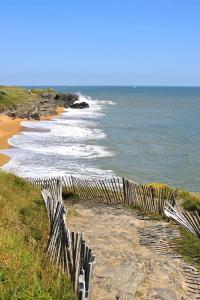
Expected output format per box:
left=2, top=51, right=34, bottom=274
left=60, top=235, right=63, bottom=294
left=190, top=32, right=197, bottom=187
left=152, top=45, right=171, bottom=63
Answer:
left=0, top=86, right=82, bottom=120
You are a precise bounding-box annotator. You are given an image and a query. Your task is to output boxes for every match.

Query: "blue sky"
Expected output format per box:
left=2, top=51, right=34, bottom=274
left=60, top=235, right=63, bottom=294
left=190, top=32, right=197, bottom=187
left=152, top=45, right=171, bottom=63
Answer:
left=1, top=0, right=200, bottom=86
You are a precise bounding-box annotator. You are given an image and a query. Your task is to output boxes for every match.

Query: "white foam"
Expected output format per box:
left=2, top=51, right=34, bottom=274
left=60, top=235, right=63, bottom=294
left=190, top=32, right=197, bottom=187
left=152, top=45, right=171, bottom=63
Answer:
left=7, top=143, right=113, bottom=159
left=3, top=92, right=116, bottom=178
left=76, top=93, right=115, bottom=106
left=55, top=119, right=95, bottom=126
left=63, top=108, right=103, bottom=119
left=9, top=125, right=105, bottom=144
left=51, top=125, right=105, bottom=139
left=21, top=120, right=55, bottom=130
left=3, top=156, right=115, bottom=179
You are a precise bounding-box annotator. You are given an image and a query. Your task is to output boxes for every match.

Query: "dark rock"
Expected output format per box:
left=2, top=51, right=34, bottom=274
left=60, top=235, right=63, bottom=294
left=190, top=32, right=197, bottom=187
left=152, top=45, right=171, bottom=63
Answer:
left=70, top=102, right=89, bottom=109
left=4, top=90, right=80, bottom=119
left=30, top=112, right=40, bottom=120
left=55, top=93, right=79, bottom=107
left=41, top=93, right=54, bottom=99
left=39, top=99, right=49, bottom=104
left=67, top=93, right=79, bottom=102
left=7, top=111, right=17, bottom=119
left=55, top=94, right=61, bottom=100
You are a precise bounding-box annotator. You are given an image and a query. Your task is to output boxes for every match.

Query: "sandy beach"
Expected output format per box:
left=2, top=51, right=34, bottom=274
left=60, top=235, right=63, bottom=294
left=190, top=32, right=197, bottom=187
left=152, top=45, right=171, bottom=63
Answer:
left=0, top=107, right=65, bottom=167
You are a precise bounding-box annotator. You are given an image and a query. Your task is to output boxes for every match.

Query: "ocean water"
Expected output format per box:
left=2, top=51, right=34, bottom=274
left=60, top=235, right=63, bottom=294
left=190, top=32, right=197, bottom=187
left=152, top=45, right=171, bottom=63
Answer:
left=2, top=86, right=200, bottom=192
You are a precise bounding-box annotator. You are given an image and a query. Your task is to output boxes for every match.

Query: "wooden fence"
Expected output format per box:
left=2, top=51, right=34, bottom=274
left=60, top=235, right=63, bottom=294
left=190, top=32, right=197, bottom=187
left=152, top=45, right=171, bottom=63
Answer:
left=26, top=174, right=200, bottom=300
left=27, top=176, right=178, bottom=215
left=27, top=176, right=124, bottom=204
left=123, top=178, right=178, bottom=215
left=63, top=176, right=124, bottom=203
left=164, top=202, right=200, bottom=239
left=41, top=179, right=95, bottom=299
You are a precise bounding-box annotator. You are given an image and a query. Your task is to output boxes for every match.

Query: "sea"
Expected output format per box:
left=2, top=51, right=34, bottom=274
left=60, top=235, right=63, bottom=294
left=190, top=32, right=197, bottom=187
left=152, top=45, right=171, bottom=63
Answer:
left=2, top=86, right=200, bottom=192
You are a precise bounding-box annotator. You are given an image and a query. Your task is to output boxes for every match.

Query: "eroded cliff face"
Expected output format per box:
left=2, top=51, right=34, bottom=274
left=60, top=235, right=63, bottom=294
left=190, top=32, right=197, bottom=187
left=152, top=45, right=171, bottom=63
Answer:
left=5, top=89, right=81, bottom=120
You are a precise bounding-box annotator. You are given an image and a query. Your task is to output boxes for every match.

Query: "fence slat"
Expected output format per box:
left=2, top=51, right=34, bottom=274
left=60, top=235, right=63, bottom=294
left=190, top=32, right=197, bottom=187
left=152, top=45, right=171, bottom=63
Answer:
left=164, top=202, right=200, bottom=239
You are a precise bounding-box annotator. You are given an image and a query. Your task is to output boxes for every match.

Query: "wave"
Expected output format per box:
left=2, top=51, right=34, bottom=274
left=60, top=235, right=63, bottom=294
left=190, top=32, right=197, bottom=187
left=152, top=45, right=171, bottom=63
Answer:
left=3, top=92, right=116, bottom=178
left=10, top=125, right=105, bottom=143
left=3, top=154, right=115, bottom=179
left=76, top=93, right=116, bottom=110
left=77, top=93, right=115, bottom=106
left=7, top=143, right=113, bottom=159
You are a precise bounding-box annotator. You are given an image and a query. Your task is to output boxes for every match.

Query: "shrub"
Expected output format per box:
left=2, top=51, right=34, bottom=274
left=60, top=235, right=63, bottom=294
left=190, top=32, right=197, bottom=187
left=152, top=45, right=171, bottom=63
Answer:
left=179, top=190, right=200, bottom=214
left=0, top=90, right=6, bottom=96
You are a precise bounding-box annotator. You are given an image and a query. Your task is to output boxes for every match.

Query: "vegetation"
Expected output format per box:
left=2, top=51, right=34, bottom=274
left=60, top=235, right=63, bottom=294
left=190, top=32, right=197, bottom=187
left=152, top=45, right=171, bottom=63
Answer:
left=171, top=227, right=200, bottom=269
left=31, top=88, right=55, bottom=95
left=146, top=182, right=200, bottom=268
left=147, top=182, right=200, bottom=214
left=178, top=190, right=200, bottom=214
left=146, top=182, right=171, bottom=189
left=0, top=86, right=34, bottom=111
left=0, top=86, right=57, bottom=112
left=0, top=171, right=74, bottom=300
left=146, top=182, right=174, bottom=198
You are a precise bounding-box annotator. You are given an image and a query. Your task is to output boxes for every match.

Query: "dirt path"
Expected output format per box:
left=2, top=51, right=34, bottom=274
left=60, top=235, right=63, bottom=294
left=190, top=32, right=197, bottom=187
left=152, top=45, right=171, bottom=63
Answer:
left=67, top=201, right=197, bottom=300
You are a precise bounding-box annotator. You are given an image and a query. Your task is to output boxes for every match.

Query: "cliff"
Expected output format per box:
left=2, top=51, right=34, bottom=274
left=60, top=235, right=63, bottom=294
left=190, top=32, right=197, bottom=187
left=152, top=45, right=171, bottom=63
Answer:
left=0, top=86, right=81, bottom=120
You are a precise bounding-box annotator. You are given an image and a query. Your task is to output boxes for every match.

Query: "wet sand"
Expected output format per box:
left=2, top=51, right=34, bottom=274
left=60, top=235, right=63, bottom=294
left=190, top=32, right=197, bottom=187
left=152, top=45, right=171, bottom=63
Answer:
left=0, top=107, right=65, bottom=167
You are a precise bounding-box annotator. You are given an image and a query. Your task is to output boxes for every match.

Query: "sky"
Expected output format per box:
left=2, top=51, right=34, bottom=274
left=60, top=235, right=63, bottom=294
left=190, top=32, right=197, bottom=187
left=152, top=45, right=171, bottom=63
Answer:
left=0, top=0, right=200, bottom=86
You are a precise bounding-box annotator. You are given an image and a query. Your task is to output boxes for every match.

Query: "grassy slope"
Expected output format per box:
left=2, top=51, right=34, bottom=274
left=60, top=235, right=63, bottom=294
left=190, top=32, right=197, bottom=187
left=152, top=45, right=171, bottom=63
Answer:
left=174, top=190, right=200, bottom=269
left=0, top=86, right=34, bottom=111
left=31, top=88, right=55, bottom=95
left=171, top=227, right=200, bottom=269
left=0, top=171, right=74, bottom=300
left=0, top=86, right=56, bottom=112
left=178, top=190, right=200, bottom=214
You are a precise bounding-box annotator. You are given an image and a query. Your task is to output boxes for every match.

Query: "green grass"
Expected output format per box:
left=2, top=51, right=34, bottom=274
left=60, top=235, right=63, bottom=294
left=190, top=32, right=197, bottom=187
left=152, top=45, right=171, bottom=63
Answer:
left=178, top=190, right=200, bottom=214
left=146, top=182, right=171, bottom=190
left=0, top=171, right=74, bottom=300
left=31, top=88, right=56, bottom=95
left=0, top=86, right=57, bottom=113
left=0, top=86, right=34, bottom=111
left=142, top=183, right=200, bottom=268
left=146, top=182, right=200, bottom=215
left=171, top=227, right=200, bottom=269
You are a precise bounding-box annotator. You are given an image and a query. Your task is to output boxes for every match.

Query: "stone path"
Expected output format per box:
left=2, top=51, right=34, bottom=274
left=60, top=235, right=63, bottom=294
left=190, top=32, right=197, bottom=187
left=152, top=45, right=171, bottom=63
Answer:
left=67, top=201, right=199, bottom=300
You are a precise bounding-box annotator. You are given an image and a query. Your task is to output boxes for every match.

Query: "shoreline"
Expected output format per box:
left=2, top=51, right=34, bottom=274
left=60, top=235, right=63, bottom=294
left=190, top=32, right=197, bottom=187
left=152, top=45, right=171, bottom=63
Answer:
left=0, top=107, right=65, bottom=167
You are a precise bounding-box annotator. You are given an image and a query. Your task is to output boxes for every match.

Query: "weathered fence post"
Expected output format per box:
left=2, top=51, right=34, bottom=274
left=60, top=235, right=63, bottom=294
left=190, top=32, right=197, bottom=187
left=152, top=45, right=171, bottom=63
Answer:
left=122, top=177, right=126, bottom=203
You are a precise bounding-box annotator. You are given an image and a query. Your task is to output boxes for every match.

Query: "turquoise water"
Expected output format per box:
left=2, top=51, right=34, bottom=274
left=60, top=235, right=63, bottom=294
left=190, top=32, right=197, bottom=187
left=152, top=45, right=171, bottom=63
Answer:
left=3, top=86, right=200, bottom=191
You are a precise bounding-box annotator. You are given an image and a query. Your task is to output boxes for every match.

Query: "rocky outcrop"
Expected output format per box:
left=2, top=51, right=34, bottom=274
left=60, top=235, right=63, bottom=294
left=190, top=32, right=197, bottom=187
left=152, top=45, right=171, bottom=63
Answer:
left=69, top=102, right=89, bottom=109
left=55, top=93, right=79, bottom=108
left=4, top=90, right=89, bottom=120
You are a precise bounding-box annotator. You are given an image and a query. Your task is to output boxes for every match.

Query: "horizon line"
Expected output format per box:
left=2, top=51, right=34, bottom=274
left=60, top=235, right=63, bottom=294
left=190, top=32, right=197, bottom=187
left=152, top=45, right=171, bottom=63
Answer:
left=4, top=84, right=200, bottom=88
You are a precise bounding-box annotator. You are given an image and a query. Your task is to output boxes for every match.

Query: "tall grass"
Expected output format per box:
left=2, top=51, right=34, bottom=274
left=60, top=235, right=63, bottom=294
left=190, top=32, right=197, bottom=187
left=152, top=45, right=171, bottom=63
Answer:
left=179, top=190, right=200, bottom=214
left=0, top=171, right=74, bottom=300
left=171, top=227, right=200, bottom=269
